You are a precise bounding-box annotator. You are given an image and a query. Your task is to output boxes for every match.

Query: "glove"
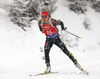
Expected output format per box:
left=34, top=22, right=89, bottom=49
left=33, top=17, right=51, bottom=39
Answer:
left=62, top=27, right=67, bottom=31
left=41, top=30, right=44, bottom=33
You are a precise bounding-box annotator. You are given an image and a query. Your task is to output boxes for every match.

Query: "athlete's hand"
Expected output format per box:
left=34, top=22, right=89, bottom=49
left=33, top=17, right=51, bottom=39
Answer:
left=41, top=30, right=44, bottom=33
left=62, top=27, right=67, bottom=31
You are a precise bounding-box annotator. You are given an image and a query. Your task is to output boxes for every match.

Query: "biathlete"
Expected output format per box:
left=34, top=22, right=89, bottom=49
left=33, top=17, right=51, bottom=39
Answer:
left=38, top=11, right=81, bottom=73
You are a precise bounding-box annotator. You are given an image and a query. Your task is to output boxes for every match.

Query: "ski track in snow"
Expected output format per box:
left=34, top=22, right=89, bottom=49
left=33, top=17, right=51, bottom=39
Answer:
left=0, top=0, right=100, bottom=79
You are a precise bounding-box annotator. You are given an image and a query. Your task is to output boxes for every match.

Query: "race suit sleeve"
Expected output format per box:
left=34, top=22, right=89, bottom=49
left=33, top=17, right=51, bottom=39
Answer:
left=51, top=19, right=66, bottom=30
left=38, top=20, right=44, bottom=33
left=57, top=20, right=66, bottom=30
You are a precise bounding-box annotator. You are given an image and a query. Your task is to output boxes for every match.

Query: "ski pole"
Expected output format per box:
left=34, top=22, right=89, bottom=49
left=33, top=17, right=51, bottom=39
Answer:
left=64, top=30, right=83, bottom=39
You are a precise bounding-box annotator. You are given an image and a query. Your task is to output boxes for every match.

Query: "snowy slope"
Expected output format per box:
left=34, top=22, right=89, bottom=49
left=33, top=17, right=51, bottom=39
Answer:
left=0, top=0, right=100, bottom=79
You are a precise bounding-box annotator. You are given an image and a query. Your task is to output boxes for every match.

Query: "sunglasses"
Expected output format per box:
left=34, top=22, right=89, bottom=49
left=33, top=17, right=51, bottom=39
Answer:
left=42, top=16, right=47, bottom=18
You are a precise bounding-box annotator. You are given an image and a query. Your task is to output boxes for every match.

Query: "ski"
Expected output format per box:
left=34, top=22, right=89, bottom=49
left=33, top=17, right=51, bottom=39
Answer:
left=80, top=68, right=89, bottom=74
left=29, top=71, right=59, bottom=76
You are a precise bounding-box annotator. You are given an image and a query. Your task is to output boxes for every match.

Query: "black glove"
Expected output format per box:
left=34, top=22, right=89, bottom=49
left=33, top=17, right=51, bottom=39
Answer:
left=41, top=30, right=44, bottom=33
left=62, top=27, right=67, bottom=31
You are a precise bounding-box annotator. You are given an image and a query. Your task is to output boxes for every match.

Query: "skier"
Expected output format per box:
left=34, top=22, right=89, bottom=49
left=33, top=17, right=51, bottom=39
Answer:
left=38, top=11, right=80, bottom=73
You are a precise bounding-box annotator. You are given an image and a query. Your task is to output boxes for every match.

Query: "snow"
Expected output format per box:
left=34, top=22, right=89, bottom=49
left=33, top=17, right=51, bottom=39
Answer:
left=0, top=0, right=100, bottom=79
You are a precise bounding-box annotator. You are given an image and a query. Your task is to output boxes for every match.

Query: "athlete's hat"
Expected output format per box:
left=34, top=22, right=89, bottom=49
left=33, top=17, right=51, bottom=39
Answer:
left=41, top=11, right=49, bottom=16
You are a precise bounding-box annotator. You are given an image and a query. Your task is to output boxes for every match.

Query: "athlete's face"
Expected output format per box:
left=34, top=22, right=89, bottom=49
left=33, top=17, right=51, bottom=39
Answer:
left=42, top=16, right=49, bottom=23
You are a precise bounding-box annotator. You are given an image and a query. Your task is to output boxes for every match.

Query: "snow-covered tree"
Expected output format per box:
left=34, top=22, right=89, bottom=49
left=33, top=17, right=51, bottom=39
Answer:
left=91, top=0, right=100, bottom=12
left=8, top=0, right=57, bottom=31
left=68, top=0, right=87, bottom=14
left=67, top=0, right=100, bottom=14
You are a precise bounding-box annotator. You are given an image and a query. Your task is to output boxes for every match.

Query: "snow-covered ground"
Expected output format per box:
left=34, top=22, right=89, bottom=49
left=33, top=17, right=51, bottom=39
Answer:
left=0, top=0, right=100, bottom=79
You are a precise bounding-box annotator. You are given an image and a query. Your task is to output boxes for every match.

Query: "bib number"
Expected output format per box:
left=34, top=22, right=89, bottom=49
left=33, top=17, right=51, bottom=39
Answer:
left=47, top=30, right=52, bottom=35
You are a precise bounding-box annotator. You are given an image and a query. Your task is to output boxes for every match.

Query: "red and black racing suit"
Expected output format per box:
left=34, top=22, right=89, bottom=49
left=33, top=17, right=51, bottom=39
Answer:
left=38, top=18, right=76, bottom=66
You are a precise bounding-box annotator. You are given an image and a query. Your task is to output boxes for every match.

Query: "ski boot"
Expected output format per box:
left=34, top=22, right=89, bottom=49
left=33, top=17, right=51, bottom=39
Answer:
left=73, top=59, right=89, bottom=74
left=73, top=59, right=83, bottom=70
left=45, top=63, right=51, bottom=73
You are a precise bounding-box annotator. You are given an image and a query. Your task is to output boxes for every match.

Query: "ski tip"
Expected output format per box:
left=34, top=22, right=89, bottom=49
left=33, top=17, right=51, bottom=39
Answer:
left=82, top=70, right=89, bottom=75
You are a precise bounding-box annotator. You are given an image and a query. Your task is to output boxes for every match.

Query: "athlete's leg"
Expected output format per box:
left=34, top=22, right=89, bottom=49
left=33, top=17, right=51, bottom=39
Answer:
left=44, top=38, right=53, bottom=65
left=44, top=38, right=53, bottom=72
left=54, top=36, right=76, bottom=62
